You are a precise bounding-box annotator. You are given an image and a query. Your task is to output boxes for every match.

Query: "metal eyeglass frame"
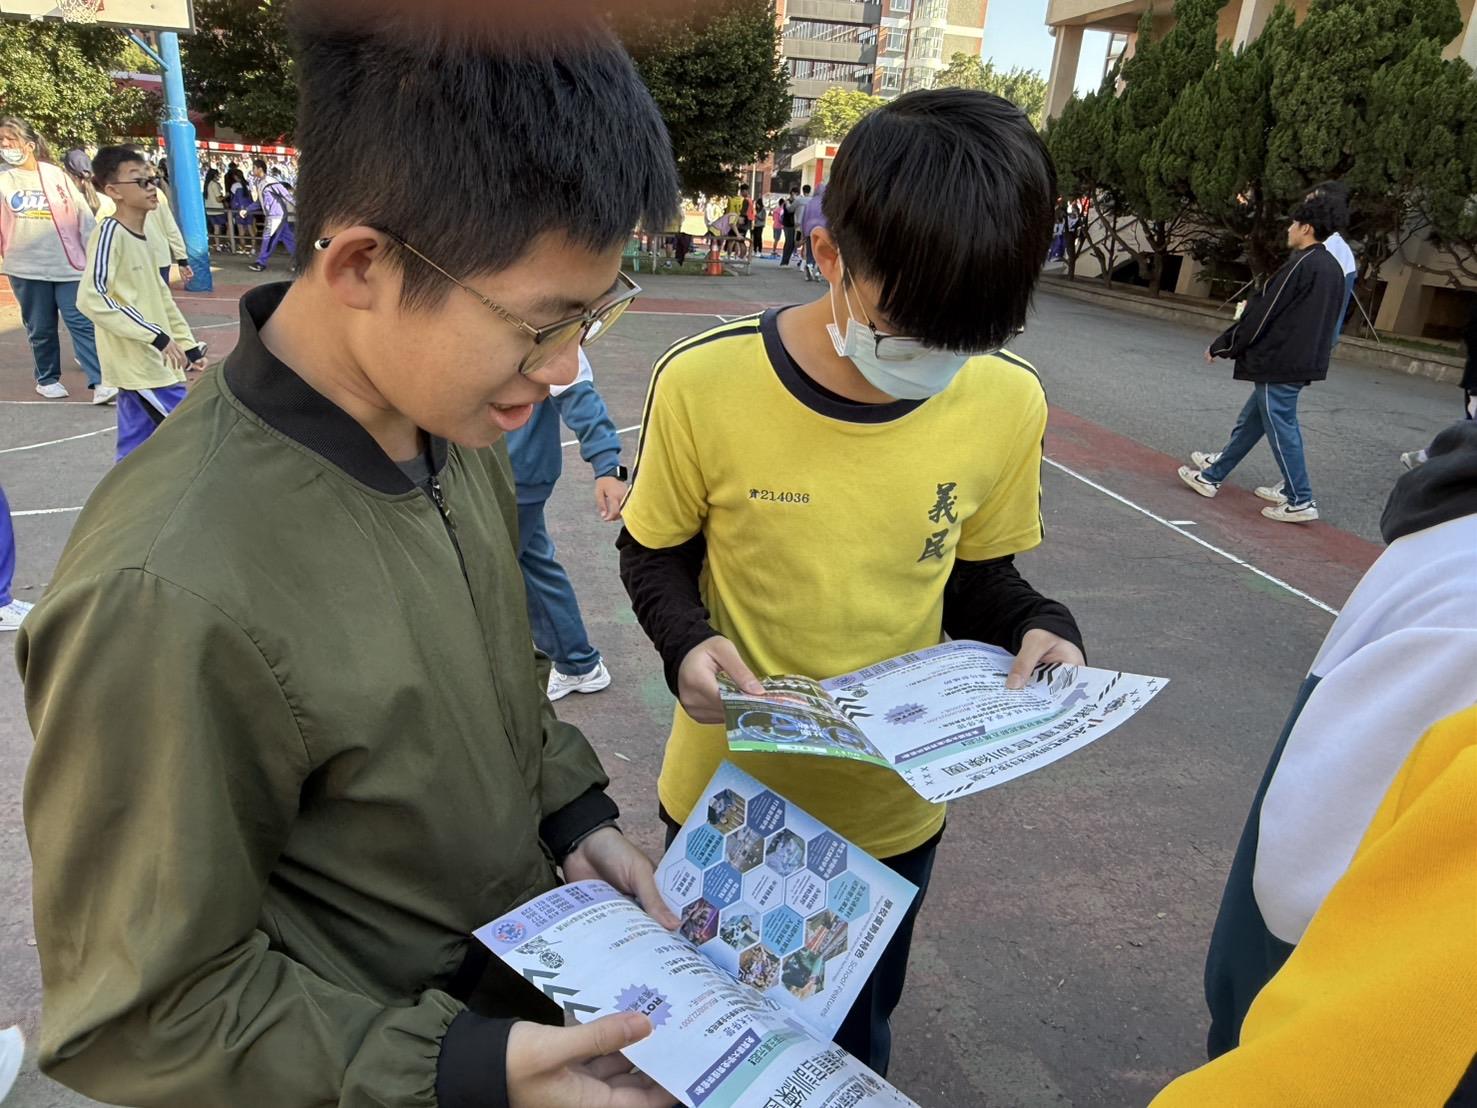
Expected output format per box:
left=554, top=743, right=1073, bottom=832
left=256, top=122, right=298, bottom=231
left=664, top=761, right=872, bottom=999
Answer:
left=315, top=231, right=643, bottom=375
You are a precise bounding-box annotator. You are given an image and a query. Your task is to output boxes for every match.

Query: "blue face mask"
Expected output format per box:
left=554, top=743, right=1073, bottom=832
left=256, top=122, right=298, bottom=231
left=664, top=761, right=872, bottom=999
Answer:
left=825, top=264, right=976, bottom=400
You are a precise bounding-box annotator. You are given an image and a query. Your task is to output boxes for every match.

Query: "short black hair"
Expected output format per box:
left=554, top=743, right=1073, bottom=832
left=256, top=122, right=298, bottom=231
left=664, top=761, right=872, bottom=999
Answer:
left=290, top=6, right=678, bottom=308
left=802, top=184, right=811, bottom=195
left=823, top=89, right=1056, bottom=351
left=92, top=145, right=146, bottom=188
left=1291, top=196, right=1339, bottom=242
left=1304, top=180, right=1350, bottom=233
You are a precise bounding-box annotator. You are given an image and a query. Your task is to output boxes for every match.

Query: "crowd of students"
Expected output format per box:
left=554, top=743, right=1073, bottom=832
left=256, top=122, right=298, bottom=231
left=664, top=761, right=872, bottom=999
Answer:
left=2, top=5, right=1475, bottom=1107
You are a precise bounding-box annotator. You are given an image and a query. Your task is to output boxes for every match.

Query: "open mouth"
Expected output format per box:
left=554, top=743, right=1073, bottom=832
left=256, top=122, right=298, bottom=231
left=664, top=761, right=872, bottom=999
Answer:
left=489, top=402, right=534, bottom=432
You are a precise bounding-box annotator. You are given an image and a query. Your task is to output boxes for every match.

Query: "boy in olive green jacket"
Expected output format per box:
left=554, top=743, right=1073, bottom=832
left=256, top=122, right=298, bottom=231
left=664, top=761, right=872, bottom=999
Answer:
left=19, top=6, right=679, bottom=1107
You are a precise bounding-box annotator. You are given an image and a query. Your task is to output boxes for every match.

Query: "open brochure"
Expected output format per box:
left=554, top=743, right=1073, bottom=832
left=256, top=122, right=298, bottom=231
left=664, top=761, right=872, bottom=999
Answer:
left=720, top=640, right=1167, bottom=804
left=477, top=763, right=919, bottom=1108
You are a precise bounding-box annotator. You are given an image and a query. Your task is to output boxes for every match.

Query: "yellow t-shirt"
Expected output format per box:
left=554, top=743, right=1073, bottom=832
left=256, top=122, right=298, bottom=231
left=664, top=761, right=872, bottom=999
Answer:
left=622, top=311, right=1048, bottom=858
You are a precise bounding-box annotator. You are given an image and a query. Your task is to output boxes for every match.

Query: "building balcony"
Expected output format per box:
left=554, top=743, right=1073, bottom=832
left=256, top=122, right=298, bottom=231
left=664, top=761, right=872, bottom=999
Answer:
left=789, top=75, right=873, bottom=99
left=785, top=0, right=882, bottom=26
left=783, top=37, right=878, bottom=65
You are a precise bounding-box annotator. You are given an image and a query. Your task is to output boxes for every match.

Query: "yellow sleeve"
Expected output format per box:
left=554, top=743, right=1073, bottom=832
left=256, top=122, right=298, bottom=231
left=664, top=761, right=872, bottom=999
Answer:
left=1151, top=707, right=1477, bottom=1108
left=956, top=377, right=1047, bottom=561
left=77, top=223, right=169, bottom=348
left=157, top=191, right=186, bottom=260
left=620, top=369, right=708, bottom=550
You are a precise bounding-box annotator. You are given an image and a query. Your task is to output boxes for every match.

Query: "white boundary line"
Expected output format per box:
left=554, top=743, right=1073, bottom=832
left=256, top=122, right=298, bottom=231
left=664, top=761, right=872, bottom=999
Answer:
left=561, top=425, right=639, bottom=449
left=0, top=427, right=112, bottom=455
left=1043, top=457, right=1341, bottom=617
left=11, top=506, right=83, bottom=517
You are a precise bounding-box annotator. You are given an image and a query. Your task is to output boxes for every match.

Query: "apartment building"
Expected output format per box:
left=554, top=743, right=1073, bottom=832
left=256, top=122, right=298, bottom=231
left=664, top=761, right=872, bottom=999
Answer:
left=776, top=0, right=989, bottom=188
left=1042, top=0, right=1477, bottom=340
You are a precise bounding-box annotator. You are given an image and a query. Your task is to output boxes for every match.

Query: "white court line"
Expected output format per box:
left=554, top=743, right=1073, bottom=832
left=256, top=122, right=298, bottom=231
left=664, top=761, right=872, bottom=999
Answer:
left=561, top=425, right=639, bottom=448
left=11, top=506, right=82, bottom=517
left=630, top=310, right=731, bottom=319
left=1043, top=457, right=1340, bottom=617
left=0, top=399, right=104, bottom=406
left=0, top=427, right=112, bottom=455
left=196, top=321, right=240, bottom=330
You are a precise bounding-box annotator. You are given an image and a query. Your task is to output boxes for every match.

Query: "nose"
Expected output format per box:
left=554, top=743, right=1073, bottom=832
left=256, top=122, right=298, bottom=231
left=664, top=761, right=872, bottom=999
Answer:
left=525, top=341, right=581, bottom=388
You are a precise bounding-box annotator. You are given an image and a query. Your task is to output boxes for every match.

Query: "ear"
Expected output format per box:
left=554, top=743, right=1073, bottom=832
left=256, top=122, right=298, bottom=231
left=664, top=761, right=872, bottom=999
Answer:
left=311, top=226, right=399, bottom=314
left=810, top=227, right=842, bottom=285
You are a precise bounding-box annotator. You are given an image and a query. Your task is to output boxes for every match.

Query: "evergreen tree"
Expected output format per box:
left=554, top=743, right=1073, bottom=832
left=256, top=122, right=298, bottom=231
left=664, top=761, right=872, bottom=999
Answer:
left=806, top=86, right=886, bottom=141
left=935, top=52, right=1048, bottom=128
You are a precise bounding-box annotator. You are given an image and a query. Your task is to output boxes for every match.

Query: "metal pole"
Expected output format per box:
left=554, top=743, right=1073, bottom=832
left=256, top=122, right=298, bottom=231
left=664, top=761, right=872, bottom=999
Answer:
left=157, top=31, right=212, bottom=292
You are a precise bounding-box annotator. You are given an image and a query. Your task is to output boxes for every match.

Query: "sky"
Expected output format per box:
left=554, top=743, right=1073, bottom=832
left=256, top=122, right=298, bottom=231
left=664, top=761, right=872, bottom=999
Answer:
left=981, top=1, right=1112, bottom=94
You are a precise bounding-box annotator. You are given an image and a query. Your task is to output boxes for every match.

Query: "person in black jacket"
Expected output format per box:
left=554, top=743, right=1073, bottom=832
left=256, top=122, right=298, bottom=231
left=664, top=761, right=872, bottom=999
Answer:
left=1178, top=196, right=1347, bottom=523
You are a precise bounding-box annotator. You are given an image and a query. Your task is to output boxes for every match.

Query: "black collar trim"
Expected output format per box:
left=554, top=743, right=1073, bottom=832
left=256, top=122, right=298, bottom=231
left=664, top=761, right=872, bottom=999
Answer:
left=760, top=308, right=924, bottom=425
left=222, top=282, right=447, bottom=494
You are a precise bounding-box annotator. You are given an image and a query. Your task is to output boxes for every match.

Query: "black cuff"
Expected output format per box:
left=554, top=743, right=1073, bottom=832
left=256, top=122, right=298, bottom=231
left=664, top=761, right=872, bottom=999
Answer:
left=1020, top=612, right=1086, bottom=660
left=663, top=623, right=719, bottom=698
left=540, top=788, right=621, bottom=861
left=150, top=332, right=171, bottom=351
left=184, top=345, right=204, bottom=362
left=436, top=1010, right=515, bottom=1108
left=173, top=258, right=188, bottom=267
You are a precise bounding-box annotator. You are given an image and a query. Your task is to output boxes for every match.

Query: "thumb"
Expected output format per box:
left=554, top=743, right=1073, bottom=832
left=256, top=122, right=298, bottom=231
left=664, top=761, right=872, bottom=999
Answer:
left=1006, top=643, right=1044, bottom=691
left=712, top=640, right=764, bottom=696
left=544, top=1013, right=653, bottom=1070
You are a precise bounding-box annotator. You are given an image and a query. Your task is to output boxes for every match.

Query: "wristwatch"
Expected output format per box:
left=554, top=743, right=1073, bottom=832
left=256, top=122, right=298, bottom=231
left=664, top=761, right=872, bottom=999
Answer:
left=599, top=465, right=629, bottom=482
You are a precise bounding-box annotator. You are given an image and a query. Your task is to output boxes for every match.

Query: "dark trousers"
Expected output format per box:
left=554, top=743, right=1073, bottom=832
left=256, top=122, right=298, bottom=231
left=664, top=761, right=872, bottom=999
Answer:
left=662, top=809, right=939, bottom=1077
left=751, top=224, right=765, bottom=254
left=780, top=226, right=798, bottom=266
left=7, top=276, right=102, bottom=387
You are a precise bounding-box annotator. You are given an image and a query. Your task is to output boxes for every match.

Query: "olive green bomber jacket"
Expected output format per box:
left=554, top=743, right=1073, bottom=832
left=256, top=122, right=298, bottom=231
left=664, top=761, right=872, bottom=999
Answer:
left=18, top=282, right=616, bottom=1107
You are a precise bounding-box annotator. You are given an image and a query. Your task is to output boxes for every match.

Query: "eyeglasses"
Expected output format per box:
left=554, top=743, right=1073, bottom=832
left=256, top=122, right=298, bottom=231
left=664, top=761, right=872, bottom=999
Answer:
left=363, top=231, right=642, bottom=375
left=115, top=176, right=161, bottom=190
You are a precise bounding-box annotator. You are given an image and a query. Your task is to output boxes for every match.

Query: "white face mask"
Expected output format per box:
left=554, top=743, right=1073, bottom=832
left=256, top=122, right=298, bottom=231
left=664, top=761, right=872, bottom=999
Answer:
left=825, top=265, right=974, bottom=400
left=1, top=147, right=27, bottom=166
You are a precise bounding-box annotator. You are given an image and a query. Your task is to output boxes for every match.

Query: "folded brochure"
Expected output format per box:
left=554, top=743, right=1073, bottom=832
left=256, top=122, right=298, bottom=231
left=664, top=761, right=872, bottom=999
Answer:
left=720, top=640, right=1167, bottom=804
left=477, top=762, right=919, bottom=1107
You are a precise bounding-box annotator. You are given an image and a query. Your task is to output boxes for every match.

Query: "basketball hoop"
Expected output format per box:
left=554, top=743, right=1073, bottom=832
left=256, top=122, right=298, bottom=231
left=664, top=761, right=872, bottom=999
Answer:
left=57, top=0, right=101, bottom=22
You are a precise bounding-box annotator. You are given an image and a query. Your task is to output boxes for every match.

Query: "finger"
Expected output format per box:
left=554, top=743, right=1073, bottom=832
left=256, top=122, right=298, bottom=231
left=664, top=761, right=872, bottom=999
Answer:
left=605, top=1080, right=676, bottom=1108
left=629, top=861, right=679, bottom=929
left=585, top=1051, right=639, bottom=1080
left=539, top=1013, right=652, bottom=1071
left=1006, top=642, right=1047, bottom=690
left=712, top=641, right=763, bottom=696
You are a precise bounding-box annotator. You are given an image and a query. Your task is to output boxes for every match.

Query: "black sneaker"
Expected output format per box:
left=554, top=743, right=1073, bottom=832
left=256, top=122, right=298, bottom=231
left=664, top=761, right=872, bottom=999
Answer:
left=247, top=263, right=267, bottom=272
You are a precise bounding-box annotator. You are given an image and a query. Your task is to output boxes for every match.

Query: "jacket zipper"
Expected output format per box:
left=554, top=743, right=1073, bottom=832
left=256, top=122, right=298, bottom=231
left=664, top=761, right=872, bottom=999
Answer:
left=425, top=474, right=472, bottom=588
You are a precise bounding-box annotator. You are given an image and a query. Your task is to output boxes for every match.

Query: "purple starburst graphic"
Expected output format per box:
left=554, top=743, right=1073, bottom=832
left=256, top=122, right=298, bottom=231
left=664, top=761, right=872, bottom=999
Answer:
left=884, top=703, right=926, bottom=726
left=615, top=984, right=673, bottom=1028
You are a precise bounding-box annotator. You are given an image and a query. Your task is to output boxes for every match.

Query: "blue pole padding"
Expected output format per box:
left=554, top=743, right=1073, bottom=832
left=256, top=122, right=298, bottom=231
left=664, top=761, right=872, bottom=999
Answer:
left=157, top=31, right=212, bottom=293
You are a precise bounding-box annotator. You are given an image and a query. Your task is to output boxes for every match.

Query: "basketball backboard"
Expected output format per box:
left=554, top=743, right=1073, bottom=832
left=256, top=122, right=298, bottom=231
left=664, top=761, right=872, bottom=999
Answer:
left=0, top=0, right=194, bottom=33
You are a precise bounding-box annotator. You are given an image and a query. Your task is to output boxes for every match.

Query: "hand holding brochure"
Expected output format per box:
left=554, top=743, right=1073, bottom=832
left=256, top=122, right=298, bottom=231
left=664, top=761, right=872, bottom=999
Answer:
left=476, top=764, right=920, bottom=1108
left=720, top=640, right=1167, bottom=803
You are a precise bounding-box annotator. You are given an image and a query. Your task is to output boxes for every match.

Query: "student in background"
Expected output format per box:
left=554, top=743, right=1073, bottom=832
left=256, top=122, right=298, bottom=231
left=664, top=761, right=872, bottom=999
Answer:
left=506, top=348, right=626, bottom=701
left=0, top=116, right=106, bottom=401
left=79, top=147, right=207, bottom=460
left=619, top=89, right=1083, bottom=1077
left=203, top=167, right=229, bottom=252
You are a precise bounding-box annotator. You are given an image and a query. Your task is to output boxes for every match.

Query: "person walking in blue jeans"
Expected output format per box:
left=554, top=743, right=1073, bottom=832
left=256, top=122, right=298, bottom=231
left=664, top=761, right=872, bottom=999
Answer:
left=506, top=348, right=626, bottom=700
left=0, top=116, right=110, bottom=404
left=1178, top=194, right=1348, bottom=524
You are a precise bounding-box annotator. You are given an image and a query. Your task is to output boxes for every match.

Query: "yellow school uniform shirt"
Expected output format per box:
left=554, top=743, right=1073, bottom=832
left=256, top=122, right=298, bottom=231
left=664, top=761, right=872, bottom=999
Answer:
left=77, top=217, right=196, bottom=391
left=1151, top=704, right=1477, bottom=1106
left=622, top=311, right=1048, bottom=858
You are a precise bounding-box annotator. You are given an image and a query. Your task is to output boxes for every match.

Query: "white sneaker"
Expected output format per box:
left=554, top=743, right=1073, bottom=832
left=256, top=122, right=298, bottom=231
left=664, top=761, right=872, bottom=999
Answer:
left=35, top=381, right=68, bottom=399
left=0, top=1025, right=23, bottom=1101
left=92, top=384, right=119, bottom=406
left=1190, top=450, right=1221, bottom=470
left=1177, top=466, right=1219, bottom=498
left=547, top=661, right=612, bottom=702
left=1400, top=449, right=1428, bottom=471
left=0, top=599, right=34, bottom=632
left=1255, top=481, right=1287, bottom=504
left=1262, top=502, right=1319, bottom=524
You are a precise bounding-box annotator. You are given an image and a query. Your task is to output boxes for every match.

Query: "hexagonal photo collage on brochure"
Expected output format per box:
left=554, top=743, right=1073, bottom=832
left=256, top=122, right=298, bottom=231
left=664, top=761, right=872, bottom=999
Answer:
left=656, top=762, right=918, bottom=1040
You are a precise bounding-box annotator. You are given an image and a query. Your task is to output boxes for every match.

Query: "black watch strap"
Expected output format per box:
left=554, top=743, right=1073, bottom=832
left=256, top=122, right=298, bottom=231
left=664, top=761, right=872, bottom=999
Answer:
left=599, top=465, right=629, bottom=482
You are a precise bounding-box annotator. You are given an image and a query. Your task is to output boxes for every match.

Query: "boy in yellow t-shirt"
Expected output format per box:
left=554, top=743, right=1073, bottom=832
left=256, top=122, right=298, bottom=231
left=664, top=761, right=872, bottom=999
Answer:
left=619, top=89, right=1084, bottom=1075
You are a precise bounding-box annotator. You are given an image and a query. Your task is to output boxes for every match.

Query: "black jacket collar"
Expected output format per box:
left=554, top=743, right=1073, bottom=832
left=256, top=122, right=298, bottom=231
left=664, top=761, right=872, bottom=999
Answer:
left=224, top=282, right=447, bottom=494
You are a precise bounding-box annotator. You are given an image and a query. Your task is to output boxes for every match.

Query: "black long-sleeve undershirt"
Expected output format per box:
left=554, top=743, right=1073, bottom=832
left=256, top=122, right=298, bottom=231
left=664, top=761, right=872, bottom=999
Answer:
left=617, top=527, right=1084, bottom=695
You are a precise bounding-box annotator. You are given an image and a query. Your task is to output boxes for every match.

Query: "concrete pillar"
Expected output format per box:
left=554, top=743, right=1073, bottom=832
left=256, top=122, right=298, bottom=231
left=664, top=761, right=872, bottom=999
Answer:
left=1174, top=257, right=1212, bottom=298
left=1374, top=263, right=1434, bottom=337
left=1459, top=8, right=1477, bottom=66
left=1045, top=24, right=1084, bottom=120
left=1232, top=0, right=1278, bottom=48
